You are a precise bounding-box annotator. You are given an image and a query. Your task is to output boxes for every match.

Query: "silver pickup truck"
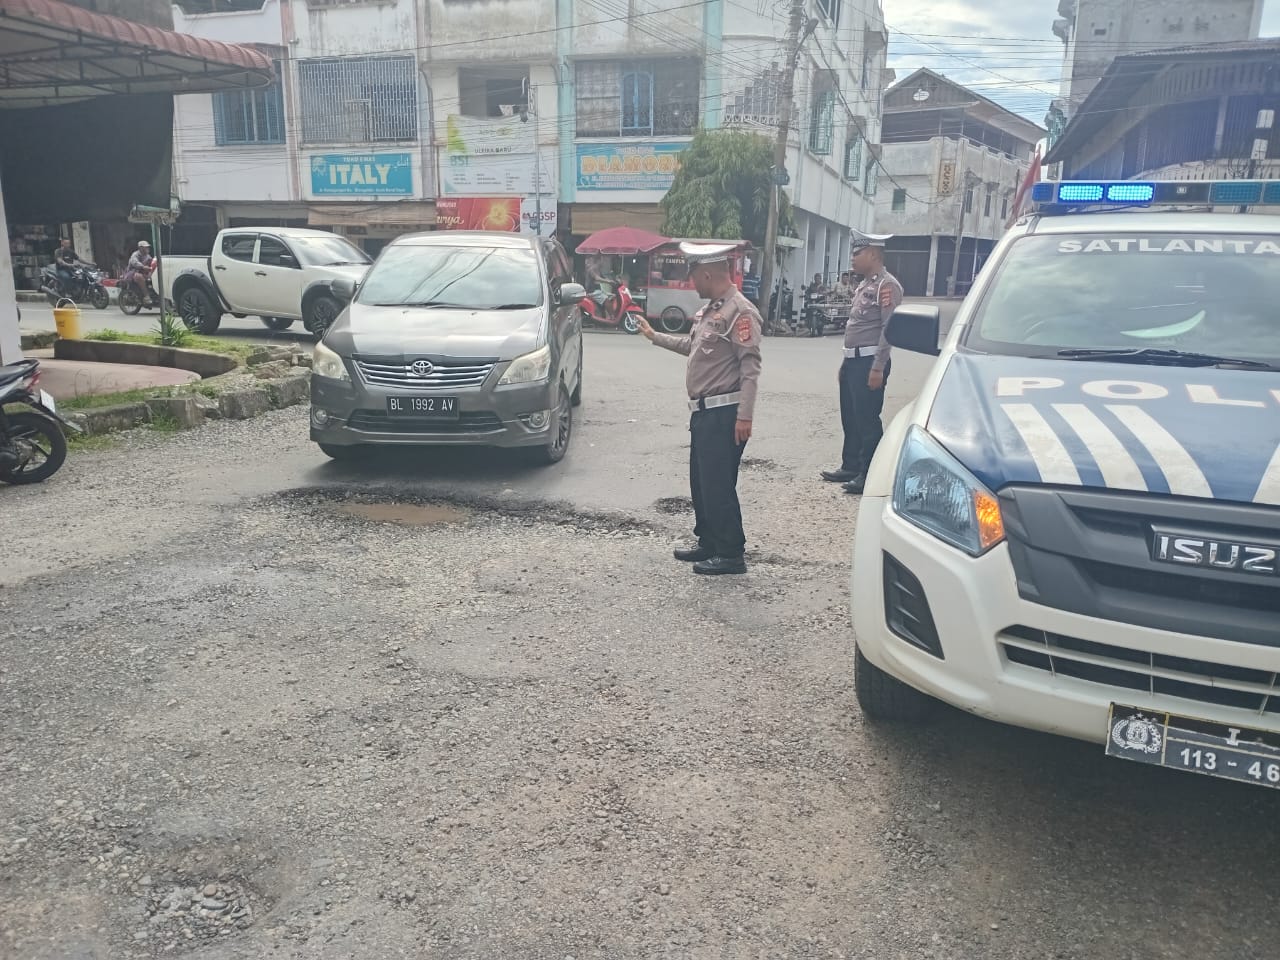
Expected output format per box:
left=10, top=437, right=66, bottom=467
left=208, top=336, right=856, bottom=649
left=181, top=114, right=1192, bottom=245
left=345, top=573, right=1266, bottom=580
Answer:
left=163, top=228, right=371, bottom=340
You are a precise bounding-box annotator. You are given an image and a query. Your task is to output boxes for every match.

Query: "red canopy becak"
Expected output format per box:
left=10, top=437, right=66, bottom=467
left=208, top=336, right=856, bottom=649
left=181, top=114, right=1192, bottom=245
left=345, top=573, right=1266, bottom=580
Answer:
left=575, top=227, right=670, bottom=256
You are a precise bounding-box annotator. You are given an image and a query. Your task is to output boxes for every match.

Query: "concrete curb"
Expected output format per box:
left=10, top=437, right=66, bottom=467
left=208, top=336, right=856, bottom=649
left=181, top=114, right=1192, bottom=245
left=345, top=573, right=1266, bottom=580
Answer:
left=62, top=344, right=311, bottom=437
left=53, top=339, right=239, bottom=378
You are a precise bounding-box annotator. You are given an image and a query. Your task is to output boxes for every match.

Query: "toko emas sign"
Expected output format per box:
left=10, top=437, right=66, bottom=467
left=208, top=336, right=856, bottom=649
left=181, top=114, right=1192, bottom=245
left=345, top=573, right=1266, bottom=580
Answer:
left=310, top=153, right=413, bottom=196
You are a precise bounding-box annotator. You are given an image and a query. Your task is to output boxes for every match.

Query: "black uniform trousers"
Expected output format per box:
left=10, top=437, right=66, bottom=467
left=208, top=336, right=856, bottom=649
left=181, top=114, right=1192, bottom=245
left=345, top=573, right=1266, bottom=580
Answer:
left=839, top=354, right=892, bottom=477
left=689, top=404, right=747, bottom=559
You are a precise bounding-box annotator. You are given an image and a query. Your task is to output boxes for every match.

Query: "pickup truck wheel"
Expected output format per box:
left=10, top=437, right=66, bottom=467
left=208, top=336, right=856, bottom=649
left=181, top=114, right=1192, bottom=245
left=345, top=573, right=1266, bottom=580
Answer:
left=307, top=296, right=341, bottom=341
left=178, top=288, right=221, bottom=334
left=261, top=317, right=294, bottom=331
left=854, top=645, right=934, bottom=723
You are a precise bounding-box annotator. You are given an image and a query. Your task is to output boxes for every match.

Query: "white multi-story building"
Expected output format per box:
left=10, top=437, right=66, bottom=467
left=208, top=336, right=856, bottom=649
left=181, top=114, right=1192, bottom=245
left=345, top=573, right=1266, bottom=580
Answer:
left=1045, top=0, right=1263, bottom=148
left=168, top=0, right=888, bottom=284
left=874, top=69, right=1043, bottom=297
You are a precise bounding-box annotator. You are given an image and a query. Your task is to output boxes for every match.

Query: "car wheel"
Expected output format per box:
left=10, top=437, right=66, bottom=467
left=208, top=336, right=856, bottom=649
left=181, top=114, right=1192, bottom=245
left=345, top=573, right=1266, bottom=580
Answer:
left=307, top=295, right=341, bottom=341
left=854, top=644, right=934, bottom=723
left=261, top=317, right=294, bottom=331
left=570, top=347, right=583, bottom=407
left=178, top=287, right=221, bottom=334
left=318, top=442, right=363, bottom=462
left=658, top=306, right=686, bottom=333
left=532, top=384, right=572, bottom=465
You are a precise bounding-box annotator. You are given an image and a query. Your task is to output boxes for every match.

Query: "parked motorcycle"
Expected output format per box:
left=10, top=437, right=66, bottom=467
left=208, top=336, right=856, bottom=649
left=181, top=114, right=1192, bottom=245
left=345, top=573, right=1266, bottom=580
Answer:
left=118, top=261, right=163, bottom=315
left=0, top=358, right=79, bottom=485
left=40, top=263, right=110, bottom=310
left=579, top=281, right=646, bottom=335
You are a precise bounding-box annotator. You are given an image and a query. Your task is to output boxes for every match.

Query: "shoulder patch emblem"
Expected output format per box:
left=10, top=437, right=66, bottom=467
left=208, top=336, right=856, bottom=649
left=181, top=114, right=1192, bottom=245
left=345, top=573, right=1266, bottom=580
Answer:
left=735, top=315, right=753, bottom=343
left=878, top=284, right=895, bottom=309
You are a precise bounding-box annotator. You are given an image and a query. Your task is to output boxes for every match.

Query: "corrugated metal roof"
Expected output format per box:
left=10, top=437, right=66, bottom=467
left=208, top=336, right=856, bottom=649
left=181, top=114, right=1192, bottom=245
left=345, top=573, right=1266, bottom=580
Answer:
left=0, top=0, right=273, bottom=106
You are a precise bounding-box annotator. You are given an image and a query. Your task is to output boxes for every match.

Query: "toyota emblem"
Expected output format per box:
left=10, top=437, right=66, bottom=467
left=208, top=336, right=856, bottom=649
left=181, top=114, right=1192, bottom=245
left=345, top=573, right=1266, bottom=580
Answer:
left=410, top=359, right=434, bottom=378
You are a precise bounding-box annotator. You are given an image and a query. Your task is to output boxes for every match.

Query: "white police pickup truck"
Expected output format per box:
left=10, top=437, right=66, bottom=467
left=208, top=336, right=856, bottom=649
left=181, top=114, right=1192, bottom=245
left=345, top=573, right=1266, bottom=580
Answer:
left=852, top=179, right=1280, bottom=789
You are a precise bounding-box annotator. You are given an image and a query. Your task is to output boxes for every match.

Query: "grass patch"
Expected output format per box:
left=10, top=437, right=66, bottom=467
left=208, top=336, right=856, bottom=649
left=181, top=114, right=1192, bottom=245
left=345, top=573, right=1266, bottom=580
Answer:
left=66, top=431, right=120, bottom=453
left=155, top=311, right=193, bottom=348
left=60, top=387, right=169, bottom=411
left=83, top=330, right=260, bottom=362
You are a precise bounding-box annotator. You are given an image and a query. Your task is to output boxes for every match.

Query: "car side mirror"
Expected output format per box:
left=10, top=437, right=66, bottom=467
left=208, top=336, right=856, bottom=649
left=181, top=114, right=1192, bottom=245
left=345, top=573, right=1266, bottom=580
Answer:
left=886, top=304, right=941, bottom=356
left=331, top=277, right=357, bottom=302
left=559, top=282, right=586, bottom=305
left=279, top=254, right=298, bottom=268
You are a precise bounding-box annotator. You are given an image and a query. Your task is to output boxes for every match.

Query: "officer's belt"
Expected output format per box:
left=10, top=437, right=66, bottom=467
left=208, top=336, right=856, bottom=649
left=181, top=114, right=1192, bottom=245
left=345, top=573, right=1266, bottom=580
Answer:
left=843, top=345, right=876, bottom=359
left=689, top=391, right=741, bottom=412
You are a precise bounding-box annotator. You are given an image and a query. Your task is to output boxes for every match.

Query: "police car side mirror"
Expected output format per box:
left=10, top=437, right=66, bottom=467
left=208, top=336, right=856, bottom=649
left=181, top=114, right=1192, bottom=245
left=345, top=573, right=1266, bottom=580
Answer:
left=886, top=304, right=941, bottom=356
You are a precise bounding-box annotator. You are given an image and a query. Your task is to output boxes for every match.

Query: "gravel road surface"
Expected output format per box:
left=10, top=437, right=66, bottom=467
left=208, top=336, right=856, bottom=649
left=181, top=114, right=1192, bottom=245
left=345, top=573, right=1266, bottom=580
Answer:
left=2, top=323, right=1276, bottom=960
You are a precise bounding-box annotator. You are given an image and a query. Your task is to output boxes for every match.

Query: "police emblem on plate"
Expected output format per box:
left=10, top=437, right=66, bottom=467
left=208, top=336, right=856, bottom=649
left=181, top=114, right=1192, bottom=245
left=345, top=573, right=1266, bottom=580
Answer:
left=1110, top=713, right=1163, bottom=754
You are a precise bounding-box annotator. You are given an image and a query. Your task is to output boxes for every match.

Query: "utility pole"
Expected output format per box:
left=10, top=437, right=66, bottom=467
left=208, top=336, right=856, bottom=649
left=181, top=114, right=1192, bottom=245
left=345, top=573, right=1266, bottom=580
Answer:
left=523, top=78, right=542, bottom=236
left=947, top=171, right=980, bottom=298
left=758, top=3, right=816, bottom=333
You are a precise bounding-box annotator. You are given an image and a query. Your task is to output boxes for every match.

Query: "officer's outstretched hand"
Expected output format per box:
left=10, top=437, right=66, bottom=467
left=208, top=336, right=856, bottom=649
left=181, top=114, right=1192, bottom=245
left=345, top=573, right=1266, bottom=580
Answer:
left=636, top=316, right=656, bottom=341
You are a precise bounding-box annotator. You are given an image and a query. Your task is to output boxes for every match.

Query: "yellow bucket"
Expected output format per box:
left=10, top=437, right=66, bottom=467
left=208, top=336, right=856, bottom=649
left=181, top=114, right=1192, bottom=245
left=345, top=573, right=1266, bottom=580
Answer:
left=53, top=297, right=82, bottom=340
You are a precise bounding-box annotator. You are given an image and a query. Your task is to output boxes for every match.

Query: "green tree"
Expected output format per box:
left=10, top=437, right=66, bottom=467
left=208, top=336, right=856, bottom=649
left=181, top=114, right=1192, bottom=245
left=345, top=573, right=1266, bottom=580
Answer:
left=660, top=129, right=795, bottom=245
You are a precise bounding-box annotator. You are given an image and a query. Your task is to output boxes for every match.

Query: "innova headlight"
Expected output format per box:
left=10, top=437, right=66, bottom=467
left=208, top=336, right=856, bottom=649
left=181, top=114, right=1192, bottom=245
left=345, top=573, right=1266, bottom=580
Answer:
left=312, top=342, right=350, bottom=382
left=891, top=426, right=1005, bottom=556
left=498, top=345, right=551, bottom=386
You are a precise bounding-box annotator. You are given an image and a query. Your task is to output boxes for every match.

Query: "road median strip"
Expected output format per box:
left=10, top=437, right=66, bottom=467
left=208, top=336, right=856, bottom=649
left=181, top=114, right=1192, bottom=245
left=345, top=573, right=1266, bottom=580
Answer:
left=52, top=335, right=312, bottom=438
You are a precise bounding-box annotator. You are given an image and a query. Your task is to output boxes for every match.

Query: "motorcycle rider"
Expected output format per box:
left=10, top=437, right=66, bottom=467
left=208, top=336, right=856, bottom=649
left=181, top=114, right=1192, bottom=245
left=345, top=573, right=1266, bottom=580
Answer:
left=53, top=238, right=86, bottom=292
left=126, top=241, right=156, bottom=300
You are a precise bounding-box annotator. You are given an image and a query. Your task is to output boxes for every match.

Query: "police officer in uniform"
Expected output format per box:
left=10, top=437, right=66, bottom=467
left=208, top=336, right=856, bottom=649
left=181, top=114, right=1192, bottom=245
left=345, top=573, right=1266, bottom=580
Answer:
left=638, top=243, right=763, bottom=576
left=820, top=230, right=904, bottom=495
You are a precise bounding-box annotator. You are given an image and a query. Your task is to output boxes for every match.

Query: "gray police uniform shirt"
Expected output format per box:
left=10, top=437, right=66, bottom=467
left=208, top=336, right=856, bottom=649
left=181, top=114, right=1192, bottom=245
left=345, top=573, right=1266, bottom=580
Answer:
left=651, top=288, right=763, bottom=421
left=844, top=270, right=904, bottom=373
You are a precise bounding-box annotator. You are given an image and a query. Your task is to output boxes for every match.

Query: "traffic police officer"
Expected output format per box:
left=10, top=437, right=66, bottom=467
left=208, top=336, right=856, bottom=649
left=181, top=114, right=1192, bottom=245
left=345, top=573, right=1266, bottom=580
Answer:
left=638, top=243, right=763, bottom=576
left=820, top=229, right=904, bottom=495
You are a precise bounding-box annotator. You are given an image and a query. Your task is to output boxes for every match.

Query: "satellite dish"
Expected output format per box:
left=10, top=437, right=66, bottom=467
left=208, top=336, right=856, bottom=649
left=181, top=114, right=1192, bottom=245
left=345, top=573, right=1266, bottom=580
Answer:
left=913, top=87, right=930, bottom=102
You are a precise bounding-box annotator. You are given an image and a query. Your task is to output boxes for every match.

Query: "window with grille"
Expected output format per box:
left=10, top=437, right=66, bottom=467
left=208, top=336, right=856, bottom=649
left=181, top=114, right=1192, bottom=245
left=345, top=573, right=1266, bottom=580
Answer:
left=298, top=56, right=417, bottom=144
left=1001, top=197, right=1008, bottom=220
left=964, top=188, right=974, bottom=213
left=213, top=62, right=284, bottom=145
left=809, top=89, right=835, bottom=155
left=864, top=159, right=878, bottom=196
left=575, top=60, right=699, bottom=137
left=984, top=191, right=992, bottom=217
left=843, top=134, right=863, bottom=180
left=816, top=0, right=841, bottom=27
left=891, top=188, right=906, bottom=211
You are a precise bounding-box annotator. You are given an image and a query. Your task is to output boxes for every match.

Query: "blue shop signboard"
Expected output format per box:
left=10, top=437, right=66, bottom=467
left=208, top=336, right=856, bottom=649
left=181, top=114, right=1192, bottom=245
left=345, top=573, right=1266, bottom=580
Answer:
left=310, top=153, right=413, bottom=196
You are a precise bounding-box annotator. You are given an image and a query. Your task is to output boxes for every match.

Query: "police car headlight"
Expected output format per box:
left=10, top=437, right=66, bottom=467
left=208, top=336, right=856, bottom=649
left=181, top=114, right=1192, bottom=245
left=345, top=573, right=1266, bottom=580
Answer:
left=312, top=342, right=350, bottom=382
left=892, top=426, right=1005, bottom=557
left=498, top=345, right=551, bottom=386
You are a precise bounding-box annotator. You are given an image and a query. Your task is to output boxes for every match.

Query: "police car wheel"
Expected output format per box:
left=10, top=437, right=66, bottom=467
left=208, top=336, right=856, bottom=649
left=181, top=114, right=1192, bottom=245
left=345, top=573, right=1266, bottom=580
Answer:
left=854, top=645, right=934, bottom=723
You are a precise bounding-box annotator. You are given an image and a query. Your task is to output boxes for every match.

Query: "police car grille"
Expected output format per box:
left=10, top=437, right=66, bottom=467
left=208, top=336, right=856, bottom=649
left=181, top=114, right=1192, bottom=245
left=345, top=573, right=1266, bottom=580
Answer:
left=354, top=358, right=495, bottom=388
left=1000, top=625, right=1280, bottom=715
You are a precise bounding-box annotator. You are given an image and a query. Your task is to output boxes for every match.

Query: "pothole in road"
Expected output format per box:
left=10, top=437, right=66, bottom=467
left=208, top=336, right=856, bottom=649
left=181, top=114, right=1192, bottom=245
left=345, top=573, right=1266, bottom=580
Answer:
left=133, top=877, right=265, bottom=953
left=741, top=457, right=778, bottom=471
left=336, top=502, right=472, bottom=526
left=654, top=496, right=692, bottom=515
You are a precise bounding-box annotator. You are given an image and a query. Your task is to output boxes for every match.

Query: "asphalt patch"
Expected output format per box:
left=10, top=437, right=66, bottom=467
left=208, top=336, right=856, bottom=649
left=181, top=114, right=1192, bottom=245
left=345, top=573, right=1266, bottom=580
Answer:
left=337, top=502, right=472, bottom=526
left=654, top=496, right=693, bottom=515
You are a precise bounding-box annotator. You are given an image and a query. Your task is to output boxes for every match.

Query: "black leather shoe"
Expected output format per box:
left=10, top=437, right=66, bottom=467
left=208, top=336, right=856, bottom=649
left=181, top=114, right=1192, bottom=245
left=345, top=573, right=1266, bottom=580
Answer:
left=843, top=475, right=867, bottom=495
left=693, top=556, right=748, bottom=576
left=821, top=469, right=859, bottom=483
left=674, top=543, right=715, bottom=563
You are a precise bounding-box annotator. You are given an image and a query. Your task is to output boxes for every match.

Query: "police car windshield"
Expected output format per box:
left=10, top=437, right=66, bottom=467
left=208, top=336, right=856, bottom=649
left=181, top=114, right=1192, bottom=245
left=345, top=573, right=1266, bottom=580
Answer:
left=968, top=233, right=1280, bottom=367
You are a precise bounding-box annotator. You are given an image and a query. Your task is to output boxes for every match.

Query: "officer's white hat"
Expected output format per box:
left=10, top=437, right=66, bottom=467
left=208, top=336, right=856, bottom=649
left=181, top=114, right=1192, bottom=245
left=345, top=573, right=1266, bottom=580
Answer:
left=679, top=241, right=737, bottom=266
left=850, top=229, right=893, bottom=252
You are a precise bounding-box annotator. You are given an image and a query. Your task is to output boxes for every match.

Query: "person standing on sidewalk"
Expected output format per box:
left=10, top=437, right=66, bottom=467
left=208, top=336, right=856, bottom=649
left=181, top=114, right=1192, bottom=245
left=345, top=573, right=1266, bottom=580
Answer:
left=820, top=230, right=903, bottom=495
left=638, top=243, right=763, bottom=577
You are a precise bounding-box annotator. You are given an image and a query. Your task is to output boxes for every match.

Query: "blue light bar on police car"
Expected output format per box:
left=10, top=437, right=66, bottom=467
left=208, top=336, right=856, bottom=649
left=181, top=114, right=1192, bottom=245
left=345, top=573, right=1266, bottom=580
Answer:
left=1032, top=180, right=1280, bottom=209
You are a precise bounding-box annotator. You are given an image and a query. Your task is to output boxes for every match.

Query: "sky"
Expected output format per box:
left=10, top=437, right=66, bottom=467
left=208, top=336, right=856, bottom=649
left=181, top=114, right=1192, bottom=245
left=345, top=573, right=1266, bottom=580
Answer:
left=882, top=0, right=1280, bottom=125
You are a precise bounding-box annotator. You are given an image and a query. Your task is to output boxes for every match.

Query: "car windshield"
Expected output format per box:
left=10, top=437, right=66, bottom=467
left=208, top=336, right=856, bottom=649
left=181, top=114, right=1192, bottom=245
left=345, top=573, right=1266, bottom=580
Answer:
left=967, top=233, right=1280, bottom=366
left=290, top=235, right=371, bottom=267
left=356, top=243, right=543, bottom=310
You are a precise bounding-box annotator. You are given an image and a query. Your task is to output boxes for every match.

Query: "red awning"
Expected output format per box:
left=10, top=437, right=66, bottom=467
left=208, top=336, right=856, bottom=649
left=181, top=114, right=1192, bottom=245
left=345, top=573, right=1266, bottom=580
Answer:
left=576, top=226, right=670, bottom=256
left=0, top=0, right=274, bottom=108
